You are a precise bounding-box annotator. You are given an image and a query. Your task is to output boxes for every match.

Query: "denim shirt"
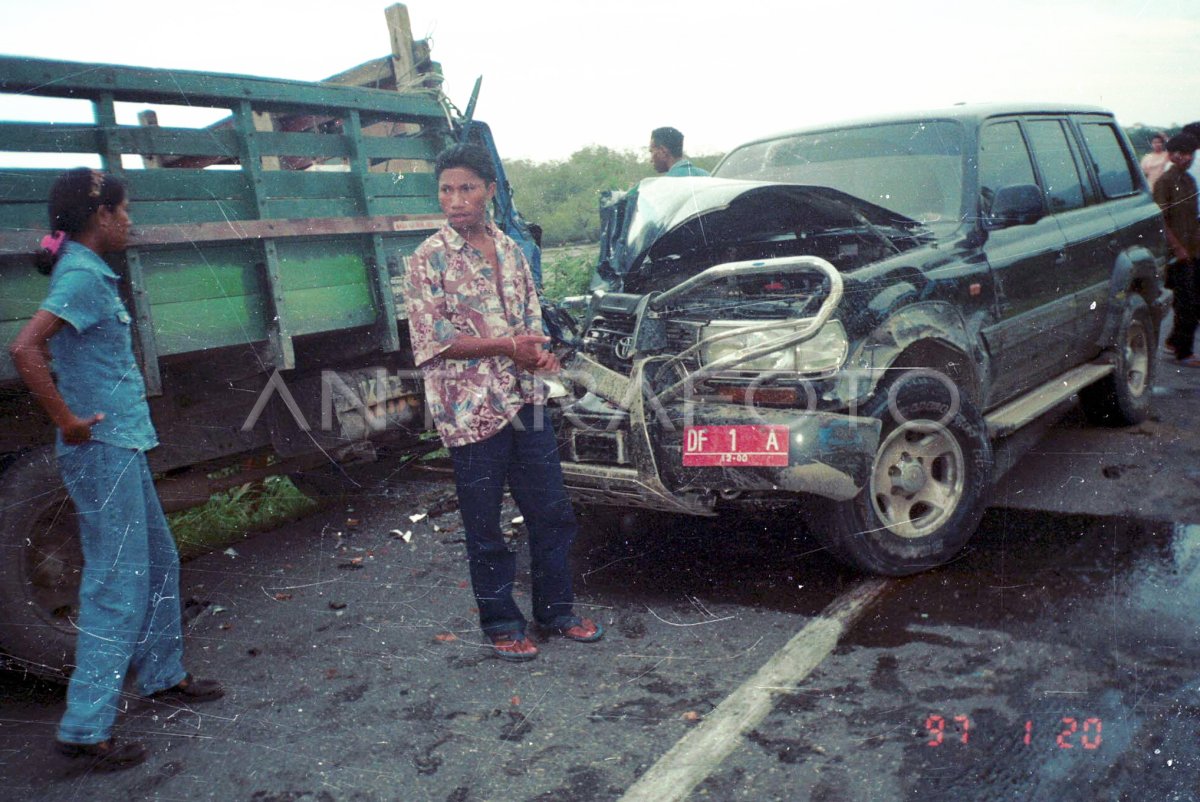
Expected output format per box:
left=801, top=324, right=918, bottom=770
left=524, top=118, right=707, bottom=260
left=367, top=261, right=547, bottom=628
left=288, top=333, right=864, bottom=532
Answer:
left=40, top=242, right=157, bottom=453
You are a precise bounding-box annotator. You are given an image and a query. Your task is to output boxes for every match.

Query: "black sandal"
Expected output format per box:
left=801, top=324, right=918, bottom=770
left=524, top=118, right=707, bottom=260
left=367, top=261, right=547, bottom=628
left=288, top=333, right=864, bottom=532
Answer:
left=56, top=738, right=147, bottom=771
left=149, top=673, right=225, bottom=703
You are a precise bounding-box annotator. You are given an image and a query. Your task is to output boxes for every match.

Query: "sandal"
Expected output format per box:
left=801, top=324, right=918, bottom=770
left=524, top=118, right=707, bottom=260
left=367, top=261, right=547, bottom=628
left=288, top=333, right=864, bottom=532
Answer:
left=489, top=632, right=539, bottom=662
left=539, top=616, right=604, bottom=643
left=56, top=738, right=147, bottom=771
left=148, top=673, right=225, bottom=703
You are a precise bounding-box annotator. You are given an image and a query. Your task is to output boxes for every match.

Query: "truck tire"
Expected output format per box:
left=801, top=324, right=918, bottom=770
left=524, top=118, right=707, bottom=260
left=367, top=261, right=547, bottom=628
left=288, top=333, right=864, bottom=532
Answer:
left=1079, top=295, right=1154, bottom=427
left=0, top=447, right=80, bottom=679
left=815, top=372, right=993, bottom=576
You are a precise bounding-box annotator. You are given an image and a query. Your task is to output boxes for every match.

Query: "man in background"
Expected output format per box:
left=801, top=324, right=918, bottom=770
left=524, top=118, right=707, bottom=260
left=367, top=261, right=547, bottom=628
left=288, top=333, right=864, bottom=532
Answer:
left=650, top=127, right=709, bottom=177
left=1155, top=133, right=1200, bottom=366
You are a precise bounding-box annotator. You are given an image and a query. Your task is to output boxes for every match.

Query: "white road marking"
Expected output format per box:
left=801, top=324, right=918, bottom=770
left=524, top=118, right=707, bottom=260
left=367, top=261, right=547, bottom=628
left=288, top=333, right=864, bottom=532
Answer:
left=617, top=578, right=892, bottom=802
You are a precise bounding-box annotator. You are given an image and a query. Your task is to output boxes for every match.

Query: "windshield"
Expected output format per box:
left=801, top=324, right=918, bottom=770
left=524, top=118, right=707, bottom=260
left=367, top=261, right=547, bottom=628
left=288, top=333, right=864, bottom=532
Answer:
left=713, top=121, right=965, bottom=228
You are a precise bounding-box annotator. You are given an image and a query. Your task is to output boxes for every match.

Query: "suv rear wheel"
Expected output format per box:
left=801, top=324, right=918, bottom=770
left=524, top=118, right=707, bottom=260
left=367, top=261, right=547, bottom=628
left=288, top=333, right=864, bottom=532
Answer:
left=1079, top=294, right=1154, bottom=426
left=815, top=372, right=993, bottom=576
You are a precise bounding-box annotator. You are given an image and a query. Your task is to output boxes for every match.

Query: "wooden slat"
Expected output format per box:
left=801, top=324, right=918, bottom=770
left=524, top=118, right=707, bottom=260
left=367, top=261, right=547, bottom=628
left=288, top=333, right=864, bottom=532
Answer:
left=130, top=199, right=258, bottom=226
left=123, top=248, right=162, bottom=395
left=0, top=212, right=444, bottom=254
left=359, top=135, right=438, bottom=161
left=0, top=122, right=102, bottom=153
left=262, top=197, right=361, bottom=220
left=363, top=171, right=437, bottom=198
left=150, top=295, right=269, bottom=355
left=253, top=130, right=352, bottom=160
left=0, top=56, right=446, bottom=120
left=284, top=283, right=376, bottom=336
left=259, top=171, right=358, bottom=200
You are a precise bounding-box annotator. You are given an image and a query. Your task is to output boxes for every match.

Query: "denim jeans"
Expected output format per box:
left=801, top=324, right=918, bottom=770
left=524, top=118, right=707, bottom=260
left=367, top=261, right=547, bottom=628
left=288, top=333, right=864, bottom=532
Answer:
left=449, top=404, right=579, bottom=636
left=1167, top=258, right=1199, bottom=359
left=56, top=442, right=187, bottom=744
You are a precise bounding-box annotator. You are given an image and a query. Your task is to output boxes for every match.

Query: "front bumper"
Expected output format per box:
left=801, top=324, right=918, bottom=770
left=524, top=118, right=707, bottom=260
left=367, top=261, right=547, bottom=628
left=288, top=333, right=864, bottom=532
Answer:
left=553, top=361, right=880, bottom=516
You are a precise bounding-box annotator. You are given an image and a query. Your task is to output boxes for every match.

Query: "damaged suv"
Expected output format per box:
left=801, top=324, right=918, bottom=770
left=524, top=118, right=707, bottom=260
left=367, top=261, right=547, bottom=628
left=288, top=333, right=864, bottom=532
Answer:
left=550, top=104, right=1167, bottom=576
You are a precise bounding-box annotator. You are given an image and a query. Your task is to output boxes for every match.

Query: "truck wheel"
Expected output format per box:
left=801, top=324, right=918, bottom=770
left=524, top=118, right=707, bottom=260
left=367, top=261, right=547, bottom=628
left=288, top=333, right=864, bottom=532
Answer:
left=0, top=447, right=80, bottom=679
left=1079, top=295, right=1154, bottom=427
left=816, top=372, right=993, bottom=576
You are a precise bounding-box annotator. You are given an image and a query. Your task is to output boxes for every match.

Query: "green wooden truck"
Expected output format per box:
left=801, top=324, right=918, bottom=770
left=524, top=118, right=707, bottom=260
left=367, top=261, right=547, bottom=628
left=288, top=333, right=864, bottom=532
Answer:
left=0, top=5, right=539, bottom=676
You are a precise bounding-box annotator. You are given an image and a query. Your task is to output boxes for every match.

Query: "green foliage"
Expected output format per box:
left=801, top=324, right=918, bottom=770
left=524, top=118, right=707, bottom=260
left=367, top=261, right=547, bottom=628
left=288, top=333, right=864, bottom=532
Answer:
left=506, top=146, right=723, bottom=248
left=168, top=475, right=316, bottom=558
left=541, top=245, right=599, bottom=300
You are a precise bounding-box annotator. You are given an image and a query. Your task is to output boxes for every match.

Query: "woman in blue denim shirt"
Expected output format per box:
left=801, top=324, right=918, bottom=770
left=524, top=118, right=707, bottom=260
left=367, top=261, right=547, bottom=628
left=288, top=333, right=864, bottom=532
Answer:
left=9, top=169, right=224, bottom=771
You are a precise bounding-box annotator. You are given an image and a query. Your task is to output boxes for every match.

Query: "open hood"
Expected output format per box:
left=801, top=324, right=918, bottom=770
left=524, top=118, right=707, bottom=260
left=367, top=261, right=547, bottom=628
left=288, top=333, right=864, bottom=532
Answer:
left=595, top=176, right=929, bottom=292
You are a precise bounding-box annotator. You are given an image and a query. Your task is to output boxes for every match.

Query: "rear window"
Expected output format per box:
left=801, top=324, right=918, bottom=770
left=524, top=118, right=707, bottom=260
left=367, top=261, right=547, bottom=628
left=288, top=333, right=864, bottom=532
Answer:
left=1078, top=123, right=1139, bottom=198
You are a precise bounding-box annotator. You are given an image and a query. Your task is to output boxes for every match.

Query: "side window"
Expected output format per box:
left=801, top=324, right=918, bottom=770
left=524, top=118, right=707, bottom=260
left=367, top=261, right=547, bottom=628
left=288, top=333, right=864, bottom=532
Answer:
left=1025, top=120, right=1086, bottom=213
left=1079, top=123, right=1138, bottom=198
left=979, top=122, right=1036, bottom=215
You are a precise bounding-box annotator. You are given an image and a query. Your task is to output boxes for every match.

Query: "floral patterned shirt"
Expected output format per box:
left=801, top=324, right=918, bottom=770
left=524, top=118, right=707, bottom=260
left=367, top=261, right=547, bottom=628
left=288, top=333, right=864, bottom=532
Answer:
left=404, top=223, right=546, bottom=447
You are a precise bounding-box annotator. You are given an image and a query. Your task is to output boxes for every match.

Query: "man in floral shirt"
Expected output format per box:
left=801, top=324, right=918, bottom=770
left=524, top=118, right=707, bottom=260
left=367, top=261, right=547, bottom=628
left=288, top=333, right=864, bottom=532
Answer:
left=404, top=143, right=602, bottom=661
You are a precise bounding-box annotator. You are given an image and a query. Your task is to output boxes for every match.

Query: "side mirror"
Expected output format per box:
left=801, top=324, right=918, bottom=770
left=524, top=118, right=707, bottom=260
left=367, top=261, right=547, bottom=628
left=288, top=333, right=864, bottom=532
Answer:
left=986, top=184, right=1046, bottom=229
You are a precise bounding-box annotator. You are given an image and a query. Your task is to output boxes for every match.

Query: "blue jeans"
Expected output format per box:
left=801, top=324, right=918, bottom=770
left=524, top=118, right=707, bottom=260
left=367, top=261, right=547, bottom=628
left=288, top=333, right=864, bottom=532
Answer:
left=56, top=442, right=187, bottom=744
left=449, top=404, right=579, bottom=636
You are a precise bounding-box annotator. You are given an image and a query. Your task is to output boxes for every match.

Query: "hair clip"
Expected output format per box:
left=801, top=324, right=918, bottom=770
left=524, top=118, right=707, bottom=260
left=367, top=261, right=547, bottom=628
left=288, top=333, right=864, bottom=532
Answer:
left=40, top=230, right=67, bottom=256
left=88, top=170, right=103, bottom=198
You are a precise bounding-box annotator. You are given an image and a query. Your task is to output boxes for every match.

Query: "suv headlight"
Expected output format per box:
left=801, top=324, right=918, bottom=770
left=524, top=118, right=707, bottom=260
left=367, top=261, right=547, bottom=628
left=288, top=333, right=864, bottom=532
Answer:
left=700, top=319, right=849, bottom=375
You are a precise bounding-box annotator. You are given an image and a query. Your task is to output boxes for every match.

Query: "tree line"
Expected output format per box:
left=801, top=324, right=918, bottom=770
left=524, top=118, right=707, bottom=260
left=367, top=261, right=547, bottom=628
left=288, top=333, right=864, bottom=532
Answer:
left=505, top=125, right=1174, bottom=250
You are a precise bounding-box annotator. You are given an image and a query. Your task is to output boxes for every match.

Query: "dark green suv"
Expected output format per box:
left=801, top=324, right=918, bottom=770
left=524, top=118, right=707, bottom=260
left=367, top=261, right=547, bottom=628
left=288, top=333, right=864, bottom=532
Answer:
left=552, top=104, right=1167, bottom=575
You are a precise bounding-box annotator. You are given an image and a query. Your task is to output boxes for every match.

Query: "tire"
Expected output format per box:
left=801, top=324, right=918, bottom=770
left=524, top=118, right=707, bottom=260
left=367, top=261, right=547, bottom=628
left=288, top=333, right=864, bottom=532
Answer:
left=815, top=372, right=993, bottom=576
left=0, top=447, right=81, bottom=679
left=1079, top=295, right=1155, bottom=427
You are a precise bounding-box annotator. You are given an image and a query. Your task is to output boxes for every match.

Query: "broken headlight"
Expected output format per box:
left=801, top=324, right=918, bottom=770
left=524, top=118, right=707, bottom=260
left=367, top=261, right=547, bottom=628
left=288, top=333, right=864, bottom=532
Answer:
left=699, top=319, right=848, bottom=375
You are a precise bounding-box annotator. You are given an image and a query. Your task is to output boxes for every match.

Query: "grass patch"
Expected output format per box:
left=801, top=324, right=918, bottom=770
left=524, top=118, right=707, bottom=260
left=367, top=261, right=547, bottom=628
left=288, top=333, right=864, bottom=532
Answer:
left=168, top=475, right=317, bottom=558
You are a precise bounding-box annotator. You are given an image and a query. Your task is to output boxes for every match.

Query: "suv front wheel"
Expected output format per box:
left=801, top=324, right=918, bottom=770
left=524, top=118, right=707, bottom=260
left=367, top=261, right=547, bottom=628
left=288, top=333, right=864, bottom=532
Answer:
left=815, top=372, right=993, bottom=576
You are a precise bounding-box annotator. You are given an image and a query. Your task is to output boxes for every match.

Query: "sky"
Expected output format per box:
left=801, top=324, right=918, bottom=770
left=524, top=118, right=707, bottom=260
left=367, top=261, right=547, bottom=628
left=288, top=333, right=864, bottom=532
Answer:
left=0, top=0, right=1197, bottom=164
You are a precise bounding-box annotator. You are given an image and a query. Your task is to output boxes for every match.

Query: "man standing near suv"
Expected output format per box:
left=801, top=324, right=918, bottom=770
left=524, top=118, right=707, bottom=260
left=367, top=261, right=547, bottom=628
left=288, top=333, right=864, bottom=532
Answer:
left=1155, top=132, right=1200, bottom=365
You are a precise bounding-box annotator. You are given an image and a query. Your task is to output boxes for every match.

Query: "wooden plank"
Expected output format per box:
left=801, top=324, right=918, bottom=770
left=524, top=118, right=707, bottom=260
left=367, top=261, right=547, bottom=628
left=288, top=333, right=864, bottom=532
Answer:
left=252, top=111, right=281, bottom=171
left=253, top=130, right=352, bottom=160
left=0, top=212, right=445, bottom=254
left=370, top=196, right=441, bottom=218
left=283, top=282, right=376, bottom=336
left=261, top=197, right=361, bottom=220
left=136, top=111, right=164, bottom=169
left=129, top=199, right=258, bottom=226
left=386, top=4, right=417, bottom=90
left=149, top=294, right=269, bottom=355
left=0, top=320, right=25, bottom=383
left=0, top=56, right=447, bottom=120
left=258, top=171, right=358, bottom=200
left=140, top=248, right=261, bottom=304
left=115, top=126, right=241, bottom=159
left=124, top=171, right=251, bottom=201
left=364, top=171, right=438, bottom=198
left=369, top=232, right=402, bottom=351
left=261, top=238, right=294, bottom=369
left=359, top=135, right=439, bottom=161
left=0, top=122, right=101, bottom=154
left=92, top=93, right=121, bottom=173
left=123, top=248, right=162, bottom=395
left=273, top=239, right=370, bottom=292
left=235, top=100, right=292, bottom=370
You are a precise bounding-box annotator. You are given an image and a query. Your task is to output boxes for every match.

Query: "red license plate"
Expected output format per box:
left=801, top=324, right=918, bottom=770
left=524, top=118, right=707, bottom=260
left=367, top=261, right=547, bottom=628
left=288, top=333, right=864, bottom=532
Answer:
left=682, top=425, right=789, bottom=467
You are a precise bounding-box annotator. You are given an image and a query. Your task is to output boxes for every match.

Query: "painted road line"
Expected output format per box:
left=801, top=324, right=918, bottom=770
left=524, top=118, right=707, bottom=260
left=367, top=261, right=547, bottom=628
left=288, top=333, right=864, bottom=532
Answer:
left=617, top=578, right=892, bottom=802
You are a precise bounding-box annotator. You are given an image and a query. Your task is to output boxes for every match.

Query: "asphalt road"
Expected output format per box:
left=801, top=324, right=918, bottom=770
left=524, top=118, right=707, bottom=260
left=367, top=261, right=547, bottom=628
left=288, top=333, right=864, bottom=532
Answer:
left=2, top=363, right=1200, bottom=801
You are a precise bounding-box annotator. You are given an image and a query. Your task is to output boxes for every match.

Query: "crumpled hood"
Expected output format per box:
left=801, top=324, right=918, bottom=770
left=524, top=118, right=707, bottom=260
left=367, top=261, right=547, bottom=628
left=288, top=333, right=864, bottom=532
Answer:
left=596, top=176, right=925, bottom=287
